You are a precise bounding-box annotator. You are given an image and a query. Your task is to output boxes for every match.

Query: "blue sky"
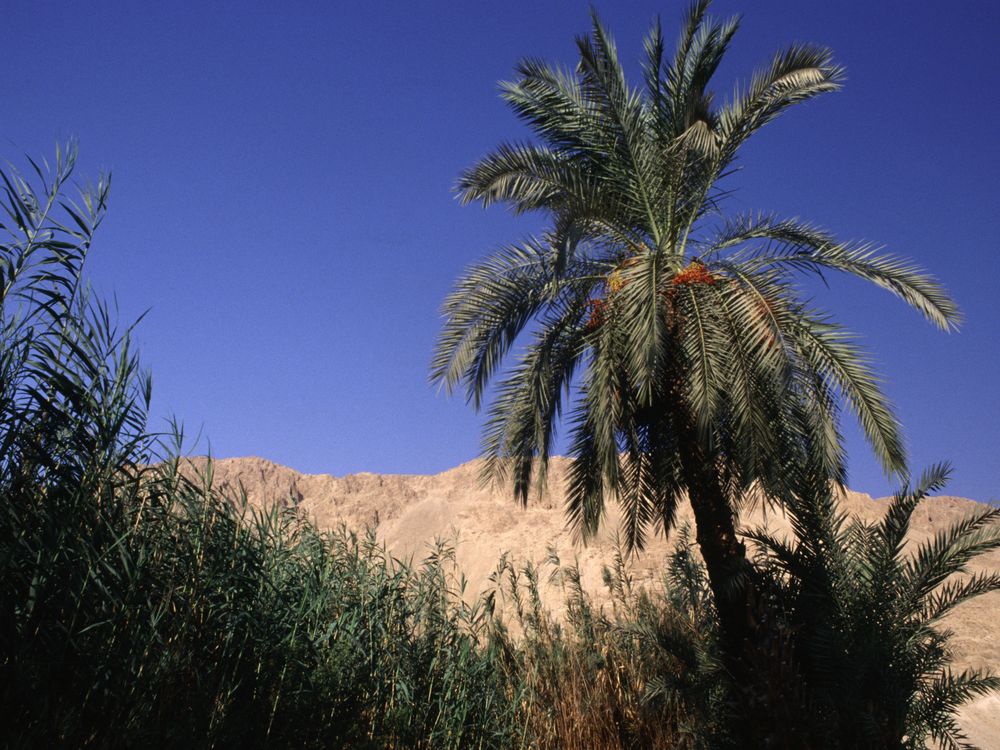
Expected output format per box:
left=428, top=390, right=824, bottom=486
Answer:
left=4, top=1, right=998, bottom=500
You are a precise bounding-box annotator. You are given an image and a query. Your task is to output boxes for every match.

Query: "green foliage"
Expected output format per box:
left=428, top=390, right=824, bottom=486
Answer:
left=490, top=530, right=731, bottom=750
left=0, top=146, right=521, bottom=748
left=748, top=464, right=1000, bottom=748
left=3, top=457, right=524, bottom=748
left=1, top=124, right=990, bottom=749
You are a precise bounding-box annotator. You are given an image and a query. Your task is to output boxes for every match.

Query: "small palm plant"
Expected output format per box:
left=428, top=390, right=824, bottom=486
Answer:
left=748, top=463, right=1000, bottom=749
left=431, top=0, right=959, bottom=694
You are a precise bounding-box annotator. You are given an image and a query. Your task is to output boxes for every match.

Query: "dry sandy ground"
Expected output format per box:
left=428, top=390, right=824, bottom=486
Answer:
left=189, top=456, right=1000, bottom=747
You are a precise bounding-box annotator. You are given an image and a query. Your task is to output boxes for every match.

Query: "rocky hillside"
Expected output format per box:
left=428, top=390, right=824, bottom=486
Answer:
left=187, top=455, right=1000, bottom=745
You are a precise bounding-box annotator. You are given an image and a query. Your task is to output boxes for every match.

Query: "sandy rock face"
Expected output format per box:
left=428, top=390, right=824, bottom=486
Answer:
left=186, top=455, right=1000, bottom=743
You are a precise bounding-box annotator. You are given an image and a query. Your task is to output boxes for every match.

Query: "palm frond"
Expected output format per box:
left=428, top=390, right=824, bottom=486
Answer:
left=431, top=238, right=591, bottom=407
left=904, top=505, right=1000, bottom=604
left=707, top=214, right=961, bottom=331
left=791, top=314, right=906, bottom=476
left=923, top=571, right=1000, bottom=624
left=910, top=670, right=1000, bottom=750
left=875, top=463, right=952, bottom=570
left=718, top=44, right=843, bottom=158
left=457, top=143, right=571, bottom=210
left=480, top=297, right=588, bottom=502
left=499, top=57, right=594, bottom=155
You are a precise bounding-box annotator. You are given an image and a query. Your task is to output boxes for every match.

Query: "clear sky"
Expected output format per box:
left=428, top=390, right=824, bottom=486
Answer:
left=4, top=1, right=998, bottom=501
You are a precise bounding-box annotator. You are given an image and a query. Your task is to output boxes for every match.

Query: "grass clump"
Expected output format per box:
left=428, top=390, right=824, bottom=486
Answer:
left=489, top=528, right=730, bottom=750
left=4, top=452, right=525, bottom=747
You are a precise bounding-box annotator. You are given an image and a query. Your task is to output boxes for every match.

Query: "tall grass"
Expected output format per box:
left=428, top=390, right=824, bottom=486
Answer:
left=0, top=146, right=519, bottom=748
left=490, top=527, right=730, bottom=750
left=4, top=441, right=527, bottom=747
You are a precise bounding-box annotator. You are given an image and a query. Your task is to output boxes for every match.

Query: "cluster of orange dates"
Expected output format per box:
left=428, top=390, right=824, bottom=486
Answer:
left=670, top=260, right=718, bottom=287
left=585, top=260, right=719, bottom=332
left=584, top=297, right=609, bottom=331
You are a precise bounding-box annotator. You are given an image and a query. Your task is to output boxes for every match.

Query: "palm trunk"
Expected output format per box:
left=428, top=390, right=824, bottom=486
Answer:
left=677, top=433, right=810, bottom=747
left=679, top=446, right=756, bottom=666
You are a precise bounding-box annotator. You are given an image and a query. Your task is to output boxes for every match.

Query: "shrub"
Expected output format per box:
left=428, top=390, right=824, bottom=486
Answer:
left=748, top=465, right=1000, bottom=748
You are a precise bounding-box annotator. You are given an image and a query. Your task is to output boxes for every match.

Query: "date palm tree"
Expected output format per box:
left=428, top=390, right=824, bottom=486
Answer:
left=431, top=1, right=959, bottom=677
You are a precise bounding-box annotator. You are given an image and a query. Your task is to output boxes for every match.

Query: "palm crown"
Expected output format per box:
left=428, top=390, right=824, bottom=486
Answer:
left=431, top=1, right=959, bottom=551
